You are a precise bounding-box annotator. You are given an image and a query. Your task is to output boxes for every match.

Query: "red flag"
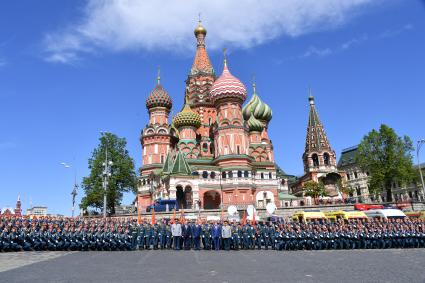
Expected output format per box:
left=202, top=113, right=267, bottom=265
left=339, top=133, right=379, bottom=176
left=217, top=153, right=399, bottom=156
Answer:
left=151, top=207, right=156, bottom=225
left=252, top=209, right=257, bottom=227
left=137, top=202, right=141, bottom=225
left=179, top=209, right=185, bottom=224
left=242, top=210, right=247, bottom=226
left=171, top=208, right=176, bottom=224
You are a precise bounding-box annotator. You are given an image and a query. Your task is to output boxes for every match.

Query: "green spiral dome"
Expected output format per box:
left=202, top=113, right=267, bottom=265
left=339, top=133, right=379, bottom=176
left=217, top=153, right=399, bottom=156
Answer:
left=242, top=84, right=272, bottom=125
left=172, top=100, right=201, bottom=129
left=247, top=114, right=264, bottom=132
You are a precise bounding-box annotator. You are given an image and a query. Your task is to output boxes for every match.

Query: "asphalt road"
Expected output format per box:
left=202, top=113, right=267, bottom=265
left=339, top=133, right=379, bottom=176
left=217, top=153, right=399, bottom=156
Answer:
left=1, top=249, right=424, bottom=283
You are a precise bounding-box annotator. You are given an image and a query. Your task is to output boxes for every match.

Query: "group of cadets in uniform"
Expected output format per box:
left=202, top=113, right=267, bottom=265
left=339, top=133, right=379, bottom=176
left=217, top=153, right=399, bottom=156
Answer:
left=1, top=215, right=425, bottom=252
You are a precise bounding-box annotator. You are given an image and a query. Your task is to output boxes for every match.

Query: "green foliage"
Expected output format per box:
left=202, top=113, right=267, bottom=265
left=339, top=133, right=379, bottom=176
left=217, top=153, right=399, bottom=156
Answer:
left=356, top=124, right=417, bottom=198
left=338, top=179, right=353, bottom=197
left=80, top=133, right=137, bottom=215
left=303, top=181, right=328, bottom=201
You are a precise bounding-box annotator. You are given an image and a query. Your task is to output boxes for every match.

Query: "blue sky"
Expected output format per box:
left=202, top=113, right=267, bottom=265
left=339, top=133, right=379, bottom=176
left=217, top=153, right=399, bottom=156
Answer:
left=0, top=1, right=424, bottom=215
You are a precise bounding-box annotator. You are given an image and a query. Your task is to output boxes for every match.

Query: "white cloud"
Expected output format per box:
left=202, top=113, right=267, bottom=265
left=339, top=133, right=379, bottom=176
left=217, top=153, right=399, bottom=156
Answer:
left=380, top=23, right=413, bottom=38
left=301, top=46, right=332, bottom=58
left=341, top=34, right=368, bottom=49
left=43, top=0, right=375, bottom=64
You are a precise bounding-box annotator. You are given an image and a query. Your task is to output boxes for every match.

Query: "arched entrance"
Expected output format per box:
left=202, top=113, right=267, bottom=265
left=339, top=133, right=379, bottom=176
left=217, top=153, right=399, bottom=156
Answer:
left=176, top=185, right=193, bottom=209
left=203, top=190, right=221, bottom=209
left=184, top=186, right=193, bottom=209
left=176, top=186, right=185, bottom=209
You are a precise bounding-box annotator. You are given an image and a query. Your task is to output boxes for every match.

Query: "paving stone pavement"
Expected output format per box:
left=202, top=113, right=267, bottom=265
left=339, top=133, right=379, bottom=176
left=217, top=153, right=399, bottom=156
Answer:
left=0, top=251, right=73, bottom=273
left=0, top=249, right=425, bottom=283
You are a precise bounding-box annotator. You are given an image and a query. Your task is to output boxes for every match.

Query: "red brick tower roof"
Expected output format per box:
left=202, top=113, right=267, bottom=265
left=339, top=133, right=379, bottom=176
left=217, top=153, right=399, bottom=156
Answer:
left=190, top=21, right=214, bottom=76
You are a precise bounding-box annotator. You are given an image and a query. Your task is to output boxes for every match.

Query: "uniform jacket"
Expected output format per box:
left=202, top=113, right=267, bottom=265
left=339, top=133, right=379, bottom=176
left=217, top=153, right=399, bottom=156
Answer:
left=171, top=223, right=182, bottom=237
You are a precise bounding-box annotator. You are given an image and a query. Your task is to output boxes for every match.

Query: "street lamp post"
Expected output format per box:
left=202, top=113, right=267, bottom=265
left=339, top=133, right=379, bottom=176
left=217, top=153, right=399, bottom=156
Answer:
left=101, top=132, right=113, bottom=218
left=61, top=162, right=78, bottom=217
left=417, top=140, right=425, bottom=199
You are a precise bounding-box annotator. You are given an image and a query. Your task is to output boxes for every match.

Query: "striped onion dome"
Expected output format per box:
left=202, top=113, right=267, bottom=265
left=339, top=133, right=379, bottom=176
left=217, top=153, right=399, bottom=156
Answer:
left=172, top=96, right=201, bottom=129
left=146, top=75, right=172, bottom=110
left=247, top=114, right=264, bottom=132
left=242, top=83, right=272, bottom=125
left=210, top=60, right=247, bottom=105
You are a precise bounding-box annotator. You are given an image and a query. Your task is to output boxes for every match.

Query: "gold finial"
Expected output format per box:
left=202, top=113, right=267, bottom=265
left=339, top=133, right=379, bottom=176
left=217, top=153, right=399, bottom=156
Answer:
left=198, top=12, right=201, bottom=23
left=223, top=48, right=227, bottom=66
left=252, top=75, right=256, bottom=94
left=157, top=66, right=161, bottom=85
left=308, top=86, right=315, bottom=105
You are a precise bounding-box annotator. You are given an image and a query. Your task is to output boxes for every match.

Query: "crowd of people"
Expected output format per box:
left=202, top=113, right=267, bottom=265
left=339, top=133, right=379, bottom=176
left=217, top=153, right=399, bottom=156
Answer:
left=1, top=215, right=425, bottom=252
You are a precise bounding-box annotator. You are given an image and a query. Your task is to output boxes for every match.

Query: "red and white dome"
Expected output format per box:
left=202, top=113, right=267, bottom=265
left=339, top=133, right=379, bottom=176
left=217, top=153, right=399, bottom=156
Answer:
left=210, top=62, right=247, bottom=105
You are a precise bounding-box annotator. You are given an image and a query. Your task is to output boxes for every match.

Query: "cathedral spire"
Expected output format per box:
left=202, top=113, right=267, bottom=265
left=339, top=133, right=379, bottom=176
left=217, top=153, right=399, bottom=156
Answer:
left=191, top=20, right=214, bottom=75
left=305, top=91, right=330, bottom=152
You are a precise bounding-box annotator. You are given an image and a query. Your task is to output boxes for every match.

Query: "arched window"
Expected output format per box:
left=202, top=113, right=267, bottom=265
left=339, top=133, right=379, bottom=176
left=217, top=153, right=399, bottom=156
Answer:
left=260, top=173, right=264, bottom=179
left=160, top=155, right=164, bottom=164
left=312, top=154, right=319, bottom=167
left=210, top=172, right=216, bottom=179
left=323, top=152, right=330, bottom=166
left=237, top=171, right=242, bottom=178
left=202, top=143, right=208, bottom=152
left=228, top=171, right=233, bottom=178
left=269, top=172, right=272, bottom=179
left=202, top=171, right=208, bottom=179
left=222, top=171, right=226, bottom=179
left=244, top=171, right=249, bottom=178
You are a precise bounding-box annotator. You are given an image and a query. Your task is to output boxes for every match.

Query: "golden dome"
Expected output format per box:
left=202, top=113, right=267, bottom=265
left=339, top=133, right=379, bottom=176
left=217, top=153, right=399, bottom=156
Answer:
left=194, top=21, right=207, bottom=36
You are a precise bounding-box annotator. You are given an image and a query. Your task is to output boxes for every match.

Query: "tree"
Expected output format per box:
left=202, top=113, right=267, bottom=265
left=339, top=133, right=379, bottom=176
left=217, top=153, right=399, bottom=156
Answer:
left=356, top=124, right=417, bottom=202
left=303, top=181, right=327, bottom=204
left=80, top=133, right=137, bottom=215
left=338, top=179, right=354, bottom=201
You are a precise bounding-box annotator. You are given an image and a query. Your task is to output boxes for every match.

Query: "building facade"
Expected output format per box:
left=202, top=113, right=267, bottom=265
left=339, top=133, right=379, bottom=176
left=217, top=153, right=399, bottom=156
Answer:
left=338, top=146, right=425, bottom=203
left=137, top=22, right=289, bottom=211
left=0, top=195, right=22, bottom=217
left=291, top=95, right=345, bottom=201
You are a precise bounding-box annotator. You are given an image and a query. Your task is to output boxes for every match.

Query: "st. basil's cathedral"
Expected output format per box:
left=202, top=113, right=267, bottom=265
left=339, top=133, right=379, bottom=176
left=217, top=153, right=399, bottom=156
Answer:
left=137, top=21, right=344, bottom=210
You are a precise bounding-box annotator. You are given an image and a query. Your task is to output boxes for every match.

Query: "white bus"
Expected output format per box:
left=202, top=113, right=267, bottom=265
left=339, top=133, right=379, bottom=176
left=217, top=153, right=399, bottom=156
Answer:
left=364, top=209, right=407, bottom=220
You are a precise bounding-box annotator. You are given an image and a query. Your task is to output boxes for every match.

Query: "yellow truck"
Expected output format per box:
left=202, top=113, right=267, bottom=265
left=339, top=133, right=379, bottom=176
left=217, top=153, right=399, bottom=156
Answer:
left=292, top=211, right=327, bottom=223
left=325, top=211, right=368, bottom=222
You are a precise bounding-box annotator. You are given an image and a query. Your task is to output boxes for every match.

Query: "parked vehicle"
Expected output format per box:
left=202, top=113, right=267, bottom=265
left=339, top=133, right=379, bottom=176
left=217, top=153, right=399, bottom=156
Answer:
left=405, top=211, right=425, bottom=219
left=364, top=209, right=407, bottom=220
left=354, top=203, right=384, bottom=211
left=146, top=199, right=179, bottom=212
left=292, top=211, right=327, bottom=223
left=325, top=211, right=368, bottom=222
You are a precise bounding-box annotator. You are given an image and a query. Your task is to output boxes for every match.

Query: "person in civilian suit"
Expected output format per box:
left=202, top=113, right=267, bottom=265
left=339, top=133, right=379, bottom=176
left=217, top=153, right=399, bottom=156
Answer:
left=171, top=219, right=182, bottom=250
left=221, top=220, right=232, bottom=251
left=182, top=221, right=192, bottom=250
left=212, top=221, right=222, bottom=251
left=192, top=221, right=202, bottom=250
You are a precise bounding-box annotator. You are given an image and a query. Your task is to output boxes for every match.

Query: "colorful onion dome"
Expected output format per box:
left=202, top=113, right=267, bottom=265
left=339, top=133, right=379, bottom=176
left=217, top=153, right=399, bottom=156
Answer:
left=146, top=71, right=172, bottom=110
left=242, top=91, right=260, bottom=120
left=194, top=20, right=207, bottom=37
left=210, top=58, right=247, bottom=105
left=172, top=94, right=201, bottom=129
left=242, top=83, right=272, bottom=124
left=247, top=114, right=264, bottom=132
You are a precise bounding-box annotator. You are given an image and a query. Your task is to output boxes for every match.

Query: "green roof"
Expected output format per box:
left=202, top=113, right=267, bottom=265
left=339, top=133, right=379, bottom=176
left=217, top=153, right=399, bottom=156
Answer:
left=337, top=145, right=359, bottom=167
left=162, top=152, right=173, bottom=174
left=171, top=150, right=192, bottom=175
